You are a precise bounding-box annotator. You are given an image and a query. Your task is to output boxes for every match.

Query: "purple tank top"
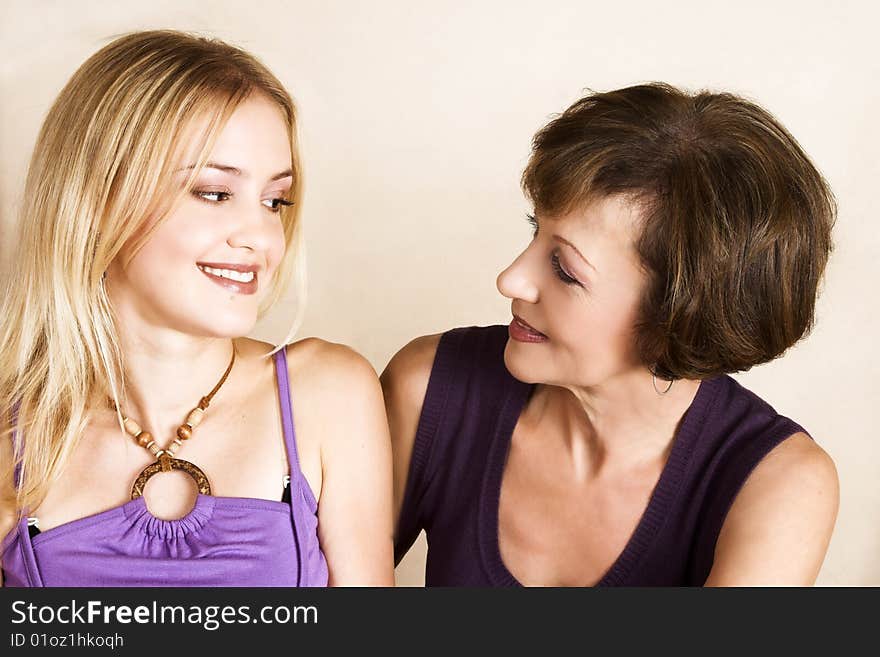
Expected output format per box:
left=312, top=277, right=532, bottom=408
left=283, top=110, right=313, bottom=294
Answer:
left=2, top=348, right=328, bottom=587
left=394, top=325, right=808, bottom=586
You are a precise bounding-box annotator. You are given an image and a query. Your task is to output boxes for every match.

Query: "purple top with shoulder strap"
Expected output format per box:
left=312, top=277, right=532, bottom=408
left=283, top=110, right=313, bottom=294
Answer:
left=2, top=348, right=328, bottom=587
left=394, top=325, right=809, bottom=586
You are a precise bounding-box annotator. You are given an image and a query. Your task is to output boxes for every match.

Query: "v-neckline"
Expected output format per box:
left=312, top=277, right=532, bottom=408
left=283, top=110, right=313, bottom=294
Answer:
left=478, top=375, right=720, bottom=587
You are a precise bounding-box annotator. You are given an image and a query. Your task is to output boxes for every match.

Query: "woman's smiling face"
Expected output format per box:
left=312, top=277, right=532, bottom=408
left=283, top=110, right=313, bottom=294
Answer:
left=106, top=93, right=293, bottom=339
left=497, top=195, right=650, bottom=388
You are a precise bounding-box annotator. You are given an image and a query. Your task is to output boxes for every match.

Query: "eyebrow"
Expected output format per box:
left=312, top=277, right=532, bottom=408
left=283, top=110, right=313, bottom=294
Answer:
left=177, top=162, right=293, bottom=182
left=552, top=235, right=598, bottom=273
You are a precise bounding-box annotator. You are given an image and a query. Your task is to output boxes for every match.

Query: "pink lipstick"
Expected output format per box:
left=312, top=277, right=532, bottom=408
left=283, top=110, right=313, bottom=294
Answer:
left=509, top=315, right=548, bottom=343
left=196, top=262, right=259, bottom=296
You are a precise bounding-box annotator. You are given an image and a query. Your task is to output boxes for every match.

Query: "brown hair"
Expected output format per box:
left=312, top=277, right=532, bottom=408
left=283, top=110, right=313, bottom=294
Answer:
left=522, top=83, right=836, bottom=379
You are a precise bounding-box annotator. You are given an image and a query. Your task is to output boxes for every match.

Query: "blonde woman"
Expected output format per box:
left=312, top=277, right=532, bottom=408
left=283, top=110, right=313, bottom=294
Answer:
left=0, top=31, right=393, bottom=586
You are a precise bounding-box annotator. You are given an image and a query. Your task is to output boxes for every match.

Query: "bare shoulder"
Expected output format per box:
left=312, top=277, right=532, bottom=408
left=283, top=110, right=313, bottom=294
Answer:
left=731, top=430, right=840, bottom=529
left=707, top=431, right=839, bottom=585
left=282, top=338, right=386, bottom=445
left=235, top=335, right=380, bottom=392
left=285, top=337, right=380, bottom=394
left=235, top=335, right=383, bottom=437
left=736, top=430, right=839, bottom=531
left=380, top=333, right=443, bottom=532
left=283, top=339, right=393, bottom=584
left=379, top=333, right=443, bottom=409
left=742, top=432, right=838, bottom=498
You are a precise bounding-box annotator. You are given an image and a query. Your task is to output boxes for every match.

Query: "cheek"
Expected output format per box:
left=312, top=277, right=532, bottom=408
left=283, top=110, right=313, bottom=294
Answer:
left=124, top=212, right=212, bottom=279
left=592, top=288, right=645, bottom=368
left=602, top=287, right=642, bottom=334
left=266, top=223, right=287, bottom=271
left=553, top=285, right=642, bottom=362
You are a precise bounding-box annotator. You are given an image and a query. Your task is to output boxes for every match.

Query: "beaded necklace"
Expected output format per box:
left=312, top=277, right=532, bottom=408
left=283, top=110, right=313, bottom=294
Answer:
left=108, top=346, right=235, bottom=500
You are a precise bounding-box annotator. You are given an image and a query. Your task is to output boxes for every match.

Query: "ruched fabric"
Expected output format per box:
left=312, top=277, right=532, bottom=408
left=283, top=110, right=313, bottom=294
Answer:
left=2, top=348, right=328, bottom=587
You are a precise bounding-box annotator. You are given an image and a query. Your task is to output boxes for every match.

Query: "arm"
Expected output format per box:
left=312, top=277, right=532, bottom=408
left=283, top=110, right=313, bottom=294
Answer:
left=379, top=334, right=441, bottom=561
left=704, top=432, right=839, bottom=586
left=289, top=341, right=394, bottom=586
left=1, top=434, right=16, bottom=587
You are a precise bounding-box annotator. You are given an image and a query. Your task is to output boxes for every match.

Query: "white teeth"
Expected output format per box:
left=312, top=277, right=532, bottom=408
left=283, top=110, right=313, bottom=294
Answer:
left=198, top=265, right=255, bottom=283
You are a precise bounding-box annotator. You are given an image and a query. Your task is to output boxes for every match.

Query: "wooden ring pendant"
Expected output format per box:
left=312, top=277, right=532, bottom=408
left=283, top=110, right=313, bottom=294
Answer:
left=130, top=456, right=212, bottom=500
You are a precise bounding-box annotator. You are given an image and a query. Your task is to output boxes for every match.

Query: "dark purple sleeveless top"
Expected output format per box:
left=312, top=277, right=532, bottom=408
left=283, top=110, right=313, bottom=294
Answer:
left=394, top=325, right=808, bottom=586
left=2, top=348, right=328, bottom=587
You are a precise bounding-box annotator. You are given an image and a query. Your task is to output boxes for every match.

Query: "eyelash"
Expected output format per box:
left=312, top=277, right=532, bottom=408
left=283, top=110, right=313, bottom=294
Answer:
left=526, top=213, right=581, bottom=286
left=551, top=251, right=580, bottom=286
left=526, top=213, right=539, bottom=238
left=192, top=190, right=294, bottom=213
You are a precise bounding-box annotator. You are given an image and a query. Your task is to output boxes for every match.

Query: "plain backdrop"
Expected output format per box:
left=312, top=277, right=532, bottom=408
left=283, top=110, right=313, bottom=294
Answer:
left=1, top=1, right=877, bottom=586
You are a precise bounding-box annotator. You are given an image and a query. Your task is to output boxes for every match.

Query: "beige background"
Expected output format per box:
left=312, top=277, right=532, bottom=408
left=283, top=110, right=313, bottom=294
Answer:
left=1, top=1, right=877, bottom=586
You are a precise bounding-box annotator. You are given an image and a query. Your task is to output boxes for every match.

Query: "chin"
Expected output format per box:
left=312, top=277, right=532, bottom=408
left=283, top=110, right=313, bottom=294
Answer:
left=502, top=341, right=548, bottom=385
left=187, top=313, right=258, bottom=339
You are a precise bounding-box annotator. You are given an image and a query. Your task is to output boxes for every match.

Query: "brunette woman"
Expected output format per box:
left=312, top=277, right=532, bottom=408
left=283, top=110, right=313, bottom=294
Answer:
left=384, top=83, right=838, bottom=586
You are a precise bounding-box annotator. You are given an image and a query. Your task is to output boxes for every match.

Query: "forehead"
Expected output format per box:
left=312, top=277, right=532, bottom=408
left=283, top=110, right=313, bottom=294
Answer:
left=548, top=195, right=643, bottom=247
left=177, top=94, right=292, bottom=172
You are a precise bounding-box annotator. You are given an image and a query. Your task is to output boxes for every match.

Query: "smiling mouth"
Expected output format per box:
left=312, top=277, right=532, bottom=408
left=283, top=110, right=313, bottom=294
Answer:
left=196, top=264, right=258, bottom=295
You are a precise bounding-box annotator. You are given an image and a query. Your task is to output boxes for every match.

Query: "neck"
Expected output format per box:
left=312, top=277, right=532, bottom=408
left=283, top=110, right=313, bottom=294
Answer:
left=527, top=367, right=702, bottom=476
left=107, top=326, right=237, bottom=440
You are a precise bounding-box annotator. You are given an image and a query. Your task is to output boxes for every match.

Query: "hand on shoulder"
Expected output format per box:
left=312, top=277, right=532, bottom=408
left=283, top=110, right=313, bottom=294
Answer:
left=706, top=432, right=839, bottom=586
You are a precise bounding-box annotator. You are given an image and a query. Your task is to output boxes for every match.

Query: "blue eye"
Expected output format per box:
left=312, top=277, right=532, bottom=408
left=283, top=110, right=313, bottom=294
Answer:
left=551, top=251, right=580, bottom=286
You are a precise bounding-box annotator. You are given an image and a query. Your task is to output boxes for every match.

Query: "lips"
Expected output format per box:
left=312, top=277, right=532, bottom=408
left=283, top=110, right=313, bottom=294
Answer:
left=196, top=261, right=260, bottom=273
left=508, top=315, right=548, bottom=343
left=196, top=262, right=259, bottom=295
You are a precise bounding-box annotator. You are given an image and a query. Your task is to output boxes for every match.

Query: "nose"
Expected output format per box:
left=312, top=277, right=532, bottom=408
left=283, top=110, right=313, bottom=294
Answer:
left=496, top=246, right=539, bottom=304
left=226, top=196, right=278, bottom=255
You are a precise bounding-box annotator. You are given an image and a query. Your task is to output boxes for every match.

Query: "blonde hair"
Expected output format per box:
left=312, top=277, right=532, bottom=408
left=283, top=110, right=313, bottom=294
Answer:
left=0, top=30, right=307, bottom=513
